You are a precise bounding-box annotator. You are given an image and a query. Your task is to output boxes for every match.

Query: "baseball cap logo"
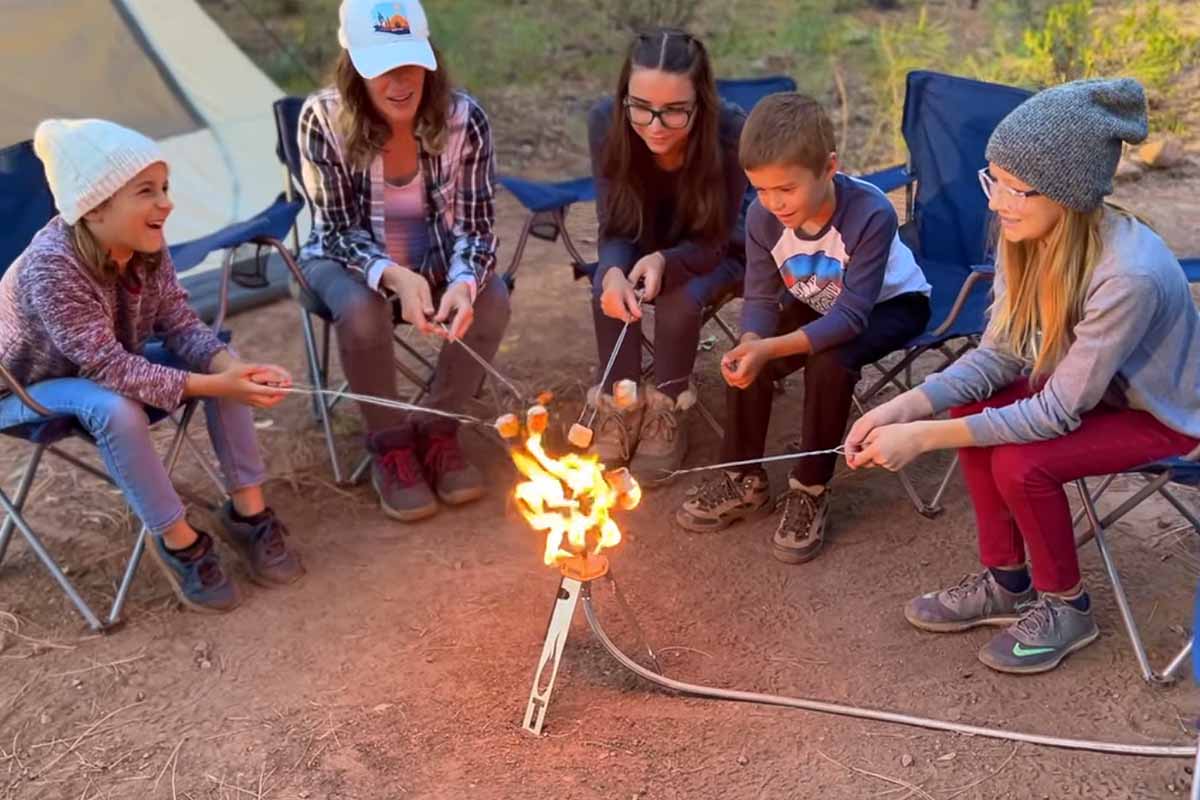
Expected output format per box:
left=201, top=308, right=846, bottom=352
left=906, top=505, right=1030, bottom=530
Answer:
left=372, top=2, right=411, bottom=35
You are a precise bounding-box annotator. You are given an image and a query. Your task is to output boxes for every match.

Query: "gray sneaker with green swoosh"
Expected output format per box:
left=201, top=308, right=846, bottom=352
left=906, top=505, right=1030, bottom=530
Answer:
left=978, top=595, right=1099, bottom=674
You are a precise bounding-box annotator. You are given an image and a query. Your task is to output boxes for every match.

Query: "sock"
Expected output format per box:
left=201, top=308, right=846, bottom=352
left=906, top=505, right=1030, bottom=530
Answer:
left=1062, top=591, right=1091, bottom=612
left=165, top=531, right=208, bottom=561
left=988, top=566, right=1031, bottom=594
left=230, top=505, right=272, bottom=526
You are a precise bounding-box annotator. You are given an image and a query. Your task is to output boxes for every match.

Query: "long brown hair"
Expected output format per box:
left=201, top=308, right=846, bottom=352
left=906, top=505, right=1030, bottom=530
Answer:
left=333, top=46, right=454, bottom=170
left=988, top=205, right=1112, bottom=378
left=600, top=29, right=727, bottom=247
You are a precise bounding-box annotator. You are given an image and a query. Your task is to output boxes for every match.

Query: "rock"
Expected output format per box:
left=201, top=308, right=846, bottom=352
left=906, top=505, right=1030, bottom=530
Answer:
left=1168, top=782, right=1177, bottom=793
left=71, top=678, right=83, bottom=689
left=39, top=712, right=51, bottom=725
left=1139, top=138, right=1188, bottom=169
left=737, top=754, right=749, bottom=766
left=372, top=703, right=394, bottom=713
left=199, top=659, right=213, bottom=670
left=1115, top=157, right=1144, bottom=181
left=936, top=752, right=957, bottom=762
left=901, top=753, right=914, bottom=767
left=136, top=691, right=145, bottom=702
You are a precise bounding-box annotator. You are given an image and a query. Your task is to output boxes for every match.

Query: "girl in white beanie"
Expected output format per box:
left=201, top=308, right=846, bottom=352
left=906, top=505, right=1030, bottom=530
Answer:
left=844, top=78, right=1200, bottom=675
left=0, top=118, right=304, bottom=615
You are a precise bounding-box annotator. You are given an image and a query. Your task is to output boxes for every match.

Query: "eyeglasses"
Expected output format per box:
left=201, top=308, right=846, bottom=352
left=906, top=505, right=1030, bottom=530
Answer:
left=977, top=168, right=1041, bottom=209
left=624, top=100, right=695, bottom=130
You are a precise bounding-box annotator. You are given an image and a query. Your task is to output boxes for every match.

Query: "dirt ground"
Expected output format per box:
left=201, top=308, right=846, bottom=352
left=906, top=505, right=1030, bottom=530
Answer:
left=3, top=165, right=1200, bottom=800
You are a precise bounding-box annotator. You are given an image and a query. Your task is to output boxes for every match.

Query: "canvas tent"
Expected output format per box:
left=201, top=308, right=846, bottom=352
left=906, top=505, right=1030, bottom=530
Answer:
left=0, top=0, right=302, bottom=315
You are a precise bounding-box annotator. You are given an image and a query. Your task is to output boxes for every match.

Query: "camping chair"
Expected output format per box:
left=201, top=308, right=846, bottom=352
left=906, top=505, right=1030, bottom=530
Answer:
left=0, top=139, right=301, bottom=632
left=271, top=97, right=519, bottom=485
left=837, top=71, right=1034, bottom=517
left=1068, top=256, right=1200, bottom=686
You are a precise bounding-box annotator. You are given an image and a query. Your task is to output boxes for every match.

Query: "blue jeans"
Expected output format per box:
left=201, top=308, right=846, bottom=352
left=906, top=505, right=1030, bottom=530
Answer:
left=0, top=351, right=266, bottom=536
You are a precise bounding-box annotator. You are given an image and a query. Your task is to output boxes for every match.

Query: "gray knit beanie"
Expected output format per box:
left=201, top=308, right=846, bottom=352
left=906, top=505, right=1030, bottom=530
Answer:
left=985, top=77, right=1148, bottom=213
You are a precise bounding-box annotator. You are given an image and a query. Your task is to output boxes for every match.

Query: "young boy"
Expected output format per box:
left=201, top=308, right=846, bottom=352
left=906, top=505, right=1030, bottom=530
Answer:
left=674, top=92, right=932, bottom=563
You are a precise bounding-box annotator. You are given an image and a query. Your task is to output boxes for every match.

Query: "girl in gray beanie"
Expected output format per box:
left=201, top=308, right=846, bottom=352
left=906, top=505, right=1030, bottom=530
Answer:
left=0, top=119, right=305, bottom=617
left=844, top=77, right=1200, bottom=675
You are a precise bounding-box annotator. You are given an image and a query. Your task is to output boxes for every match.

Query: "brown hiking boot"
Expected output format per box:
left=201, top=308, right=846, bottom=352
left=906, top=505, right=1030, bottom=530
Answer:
left=585, top=386, right=644, bottom=468
left=772, top=479, right=831, bottom=564
left=419, top=418, right=484, bottom=506
left=630, top=384, right=693, bottom=487
left=675, top=470, right=771, bottom=533
left=368, top=425, right=438, bottom=522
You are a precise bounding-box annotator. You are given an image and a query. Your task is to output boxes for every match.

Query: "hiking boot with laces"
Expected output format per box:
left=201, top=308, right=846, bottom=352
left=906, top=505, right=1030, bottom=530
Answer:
left=420, top=418, right=484, bottom=506
left=978, top=594, right=1099, bottom=674
left=147, top=530, right=240, bottom=613
left=771, top=479, right=831, bottom=564
left=630, top=384, right=694, bottom=487
left=216, top=502, right=305, bottom=587
left=368, top=425, right=438, bottom=522
left=905, top=570, right=1034, bottom=633
left=675, top=470, right=770, bottom=533
left=586, top=386, right=644, bottom=467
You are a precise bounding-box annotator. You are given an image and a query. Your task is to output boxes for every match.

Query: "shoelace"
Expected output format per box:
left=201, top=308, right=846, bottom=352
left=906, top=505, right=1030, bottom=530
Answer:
left=381, top=448, right=425, bottom=485
left=256, top=516, right=288, bottom=562
left=943, top=572, right=988, bottom=601
left=693, top=473, right=741, bottom=511
left=1014, top=598, right=1055, bottom=639
left=424, top=434, right=467, bottom=476
left=777, top=490, right=817, bottom=535
left=640, top=405, right=678, bottom=444
left=595, top=409, right=633, bottom=461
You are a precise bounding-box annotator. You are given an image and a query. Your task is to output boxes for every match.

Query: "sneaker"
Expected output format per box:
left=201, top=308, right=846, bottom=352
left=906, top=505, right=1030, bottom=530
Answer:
left=771, top=480, right=831, bottom=564
left=905, top=570, right=1034, bottom=633
left=586, top=386, right=644, bottom=467
left=977, top=595, right=1099, bottom=674
left=675, top=470, right=770, bottom=533
left=369, top=425, right=438, bottom=521
left=216, top=502, right=305, bottom=587
left=629, top=385, right=693, bottom=487
left=147, top=530, right=240, bottom=614
left=420, top=418, right=484, bottom=506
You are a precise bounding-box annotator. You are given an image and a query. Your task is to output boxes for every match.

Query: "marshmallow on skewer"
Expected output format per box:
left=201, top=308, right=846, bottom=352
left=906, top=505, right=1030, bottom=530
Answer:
left=568, top=423, right=593, bottom=449
left=526, top=405, right=549, bottom=434
left=613, top=379, right=638, bottom=409
left=495, top=413, right=521, bottom=439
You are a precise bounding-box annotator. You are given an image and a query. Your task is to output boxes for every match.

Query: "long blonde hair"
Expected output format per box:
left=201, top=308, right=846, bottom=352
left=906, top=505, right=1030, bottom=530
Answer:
left=68, top=209, right=162, bottom=284
left=333, top=48, right=453, bottom=171
left=987, top=206, right=1113, bottom=379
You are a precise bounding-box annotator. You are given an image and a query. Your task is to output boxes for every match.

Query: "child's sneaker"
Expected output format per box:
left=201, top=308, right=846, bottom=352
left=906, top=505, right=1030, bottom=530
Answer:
left=420, top=418, right=484, bottom=506
left=675, top=470, right=770, bottom=533
left=147, top=531, right=240, bottom=613
left=216, top=502, right=305, bottom=587
left=977, top=594, right=1099, bottom=674
left=771, top=479, right=831, bottom=564
left=586, top=386, right=644, bottom=467
left=630, top=385, right=694, bottom=486
left=368, top=426, right=438, bottom=521
left=905, top=570, right=1034, bottom=633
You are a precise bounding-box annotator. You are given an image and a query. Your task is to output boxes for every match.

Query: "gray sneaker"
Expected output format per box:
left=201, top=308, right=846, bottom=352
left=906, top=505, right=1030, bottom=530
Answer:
left=215, top=502, right=305, bottom=587
left=629, top=385, right=693, bottom=487
left=586, top=387, right=644, bottom=467
left=675, top=470, right=770, bottom=533
left=978, top=595, right=1099, bottom=674
left=420, top=418, right=484, bottom=506
left=771, top=480, right=831, bottom=564
left=368, top=426, right=438, bottom=522
left=905, top=570, right=1034, bottom=633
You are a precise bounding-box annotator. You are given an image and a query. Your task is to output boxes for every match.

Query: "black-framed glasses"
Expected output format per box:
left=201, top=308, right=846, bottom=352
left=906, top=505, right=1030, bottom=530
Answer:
left=624, top=99, right=696, bottom=130
left=977, top=167, right=1042, bottom=209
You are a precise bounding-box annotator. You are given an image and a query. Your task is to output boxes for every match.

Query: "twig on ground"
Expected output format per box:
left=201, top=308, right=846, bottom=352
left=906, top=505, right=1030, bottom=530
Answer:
left=657, top=646, right=713, bottom=659
left=815, top=749, right=935, bottom=800
left=941, top=744, right=1020, bottom=800
left=154, top=736, right=186, bottom=794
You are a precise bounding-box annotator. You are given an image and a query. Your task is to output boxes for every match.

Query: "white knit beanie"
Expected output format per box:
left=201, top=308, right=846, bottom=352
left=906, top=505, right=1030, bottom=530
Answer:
left=32, top=119, right=165, bottom=225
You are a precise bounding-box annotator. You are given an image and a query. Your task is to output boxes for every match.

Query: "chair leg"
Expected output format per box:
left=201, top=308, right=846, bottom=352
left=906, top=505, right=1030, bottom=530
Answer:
left=169, top=413, right=228, bottom=505
left=1074, top=479, right=1188, bottom=685
left=0, top=487, right=105, bottom=631
left=1156, top=483, right=1200, bottom=533
left=300, top=307, right=346, bottom=485
left=0, top=444, right=45, bottom=569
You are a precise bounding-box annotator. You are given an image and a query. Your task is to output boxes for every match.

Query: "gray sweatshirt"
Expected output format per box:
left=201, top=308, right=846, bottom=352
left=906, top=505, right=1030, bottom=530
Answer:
left=920, top=210, right=1200, bottom=447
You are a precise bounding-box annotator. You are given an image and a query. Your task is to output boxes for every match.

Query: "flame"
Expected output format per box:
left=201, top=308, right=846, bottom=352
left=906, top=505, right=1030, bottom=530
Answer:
left=511, top=429, right=639, bottom=566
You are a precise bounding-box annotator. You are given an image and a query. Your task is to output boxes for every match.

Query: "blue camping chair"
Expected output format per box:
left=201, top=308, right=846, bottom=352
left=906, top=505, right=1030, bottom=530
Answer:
left=0, top=138, right=301, bottom=631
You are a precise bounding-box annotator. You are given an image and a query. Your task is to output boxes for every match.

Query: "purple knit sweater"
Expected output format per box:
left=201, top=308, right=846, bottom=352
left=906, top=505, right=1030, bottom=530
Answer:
left=0, top=218, right=226, bottom=412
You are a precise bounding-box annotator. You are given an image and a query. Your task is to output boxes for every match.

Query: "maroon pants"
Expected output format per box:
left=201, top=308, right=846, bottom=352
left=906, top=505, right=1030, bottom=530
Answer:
left=952, top=379, right=1198, bottom=593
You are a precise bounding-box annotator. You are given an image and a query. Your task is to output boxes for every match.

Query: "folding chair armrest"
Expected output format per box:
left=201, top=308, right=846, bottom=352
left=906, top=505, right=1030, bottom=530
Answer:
left=0, top=362, right=52, bottom=418
left=859, top=163, right=913, bottom=194
left=926, top=264, right=995, bottom=339
left=211, top=236, right=312, bottom=332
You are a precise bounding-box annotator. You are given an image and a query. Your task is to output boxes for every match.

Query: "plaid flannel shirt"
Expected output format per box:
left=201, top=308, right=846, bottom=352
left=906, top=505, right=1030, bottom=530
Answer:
left=297, top=87, right=498, bottom=297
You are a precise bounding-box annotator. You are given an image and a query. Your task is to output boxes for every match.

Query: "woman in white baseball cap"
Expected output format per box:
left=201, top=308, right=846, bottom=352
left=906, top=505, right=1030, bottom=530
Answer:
left=291, top=0, right=508, bottom=524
